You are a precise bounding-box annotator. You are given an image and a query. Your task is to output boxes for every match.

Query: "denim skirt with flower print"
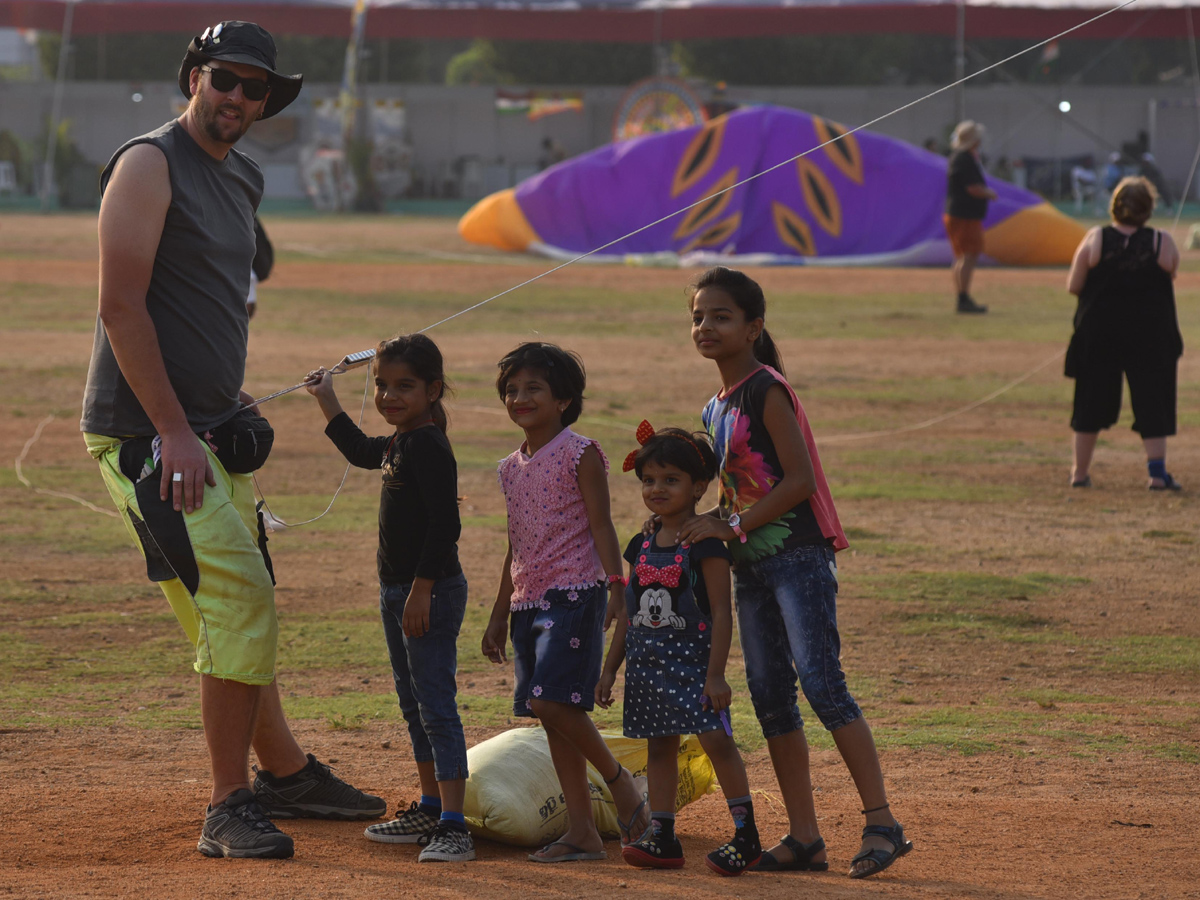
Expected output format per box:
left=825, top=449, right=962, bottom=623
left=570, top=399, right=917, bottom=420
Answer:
left=511, top=583, right=605, bottom=716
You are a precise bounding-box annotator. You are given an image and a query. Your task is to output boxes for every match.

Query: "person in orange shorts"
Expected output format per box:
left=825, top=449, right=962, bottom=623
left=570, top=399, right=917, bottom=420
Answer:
left=944, top=120, right=998, bottom=314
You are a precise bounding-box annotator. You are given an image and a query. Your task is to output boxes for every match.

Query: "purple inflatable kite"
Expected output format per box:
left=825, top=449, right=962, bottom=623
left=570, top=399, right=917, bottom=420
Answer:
left=459, top=105, right=1084, bottom=266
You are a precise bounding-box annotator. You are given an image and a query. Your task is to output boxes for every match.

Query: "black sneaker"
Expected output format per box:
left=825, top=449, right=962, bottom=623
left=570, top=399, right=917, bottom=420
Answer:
left=364, top=801, right=441, bottom=844
left=253, top=754, right=386, bottom=820
left=197, top=788, right=294, bottom=859
left=417, top=822, right=477, bottom=862
left=956, top=295, right=988, bottom=314
left=705, top=828, right=762, bottom=876
left=621, top=828, right=685, bottom=869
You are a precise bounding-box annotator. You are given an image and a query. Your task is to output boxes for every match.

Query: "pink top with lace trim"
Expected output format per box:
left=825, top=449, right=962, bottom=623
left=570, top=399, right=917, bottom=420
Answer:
left=497, top=428, right=609, bottom=610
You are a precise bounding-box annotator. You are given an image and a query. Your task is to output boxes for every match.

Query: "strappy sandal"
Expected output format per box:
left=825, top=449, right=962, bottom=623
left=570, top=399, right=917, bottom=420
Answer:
left=849, top=821, right=912, bottom=879
left=609, top=767, right=651, bottom=846
left=1149, top=474, right=1183, bottom=492
left=747, top=835, right=828, bottom=872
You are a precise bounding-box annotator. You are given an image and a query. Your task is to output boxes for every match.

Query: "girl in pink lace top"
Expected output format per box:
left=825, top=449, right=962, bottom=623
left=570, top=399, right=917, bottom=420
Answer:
left=482, top=342, right=651, bottom=863
left=499, top=423, right=607, bottom=611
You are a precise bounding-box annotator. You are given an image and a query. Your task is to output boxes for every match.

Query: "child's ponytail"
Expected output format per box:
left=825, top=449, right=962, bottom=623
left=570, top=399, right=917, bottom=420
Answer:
left=430, top=398, right=449, bottom=434
left=754, top=329, right=785, bottom=377
left=689, top=266, right=785, bottom=377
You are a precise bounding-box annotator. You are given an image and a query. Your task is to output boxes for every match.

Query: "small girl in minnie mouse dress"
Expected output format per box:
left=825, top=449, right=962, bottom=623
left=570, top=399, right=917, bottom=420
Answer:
left=596, top=424, right=761, bottom=876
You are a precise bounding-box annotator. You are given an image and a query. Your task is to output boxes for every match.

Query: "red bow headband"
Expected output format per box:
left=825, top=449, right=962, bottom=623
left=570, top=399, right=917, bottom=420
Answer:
left=622, top=420, right=657, bottom=472
left=622, top=420, right=706, bottom=473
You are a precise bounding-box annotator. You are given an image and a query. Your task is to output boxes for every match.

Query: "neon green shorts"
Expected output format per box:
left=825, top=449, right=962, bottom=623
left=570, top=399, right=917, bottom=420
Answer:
left=85, top=432, right=278, bottom=685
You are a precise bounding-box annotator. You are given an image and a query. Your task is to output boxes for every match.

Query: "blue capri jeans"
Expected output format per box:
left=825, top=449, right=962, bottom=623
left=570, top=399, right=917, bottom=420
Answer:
left=379, top=572, right=469, bottom=781
left=734, top=544, right=862, bottom=739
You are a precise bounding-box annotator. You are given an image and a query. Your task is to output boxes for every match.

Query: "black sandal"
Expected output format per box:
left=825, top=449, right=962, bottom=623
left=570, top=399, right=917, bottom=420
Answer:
left=1149, top=474, right=1183, bottom=492
left=849, top=821, right=912, bottom=879
left=748, top=835, right=828, bottom=872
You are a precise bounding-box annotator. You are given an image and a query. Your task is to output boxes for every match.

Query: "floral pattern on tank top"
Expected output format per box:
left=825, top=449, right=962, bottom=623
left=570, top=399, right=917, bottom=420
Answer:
left=702, top=366, right=848, bottom=565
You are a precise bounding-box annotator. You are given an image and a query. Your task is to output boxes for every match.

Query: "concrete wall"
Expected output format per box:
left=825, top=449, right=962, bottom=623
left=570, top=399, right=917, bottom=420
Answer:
left=2, top=79, right=1197, bottom=201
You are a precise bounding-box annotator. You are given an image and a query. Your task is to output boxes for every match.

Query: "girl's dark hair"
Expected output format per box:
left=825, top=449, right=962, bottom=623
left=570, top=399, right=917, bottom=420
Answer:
left=633, top=428, right=718, bottom=484
left=374, top=333, right=453, bottom=433
left=1110, top=175, right=1156, bottom=227
left=688, top=265, right=785, bottom=376
left=495, top=342, right=586, bottom=426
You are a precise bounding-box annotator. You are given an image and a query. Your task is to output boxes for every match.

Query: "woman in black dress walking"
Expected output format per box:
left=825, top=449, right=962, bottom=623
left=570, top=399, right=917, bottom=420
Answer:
left=1065, top=176, right=1183, bottom=490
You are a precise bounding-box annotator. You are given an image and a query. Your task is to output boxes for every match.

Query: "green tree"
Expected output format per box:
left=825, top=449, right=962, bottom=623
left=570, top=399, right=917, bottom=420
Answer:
left=445, top=39, right=511, bottom=85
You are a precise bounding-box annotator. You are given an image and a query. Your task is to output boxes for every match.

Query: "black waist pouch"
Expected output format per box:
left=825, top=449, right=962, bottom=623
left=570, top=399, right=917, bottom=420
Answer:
left=205, top=408, right=274, bottom=474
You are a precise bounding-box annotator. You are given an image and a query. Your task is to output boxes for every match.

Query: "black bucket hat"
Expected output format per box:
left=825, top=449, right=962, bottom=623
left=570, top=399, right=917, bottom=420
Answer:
left=178, top=21, right=303, bottom=119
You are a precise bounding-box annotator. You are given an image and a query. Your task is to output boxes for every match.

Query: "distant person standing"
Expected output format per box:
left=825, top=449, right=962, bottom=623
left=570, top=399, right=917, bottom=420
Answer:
left=1064, top=176, right=1183, bottom=490
left=944, top=120, right=997, bottom=314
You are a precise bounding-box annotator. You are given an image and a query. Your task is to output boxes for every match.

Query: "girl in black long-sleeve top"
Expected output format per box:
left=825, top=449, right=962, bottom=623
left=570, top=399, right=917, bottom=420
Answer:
left=306, top=333, right=476, bottom=863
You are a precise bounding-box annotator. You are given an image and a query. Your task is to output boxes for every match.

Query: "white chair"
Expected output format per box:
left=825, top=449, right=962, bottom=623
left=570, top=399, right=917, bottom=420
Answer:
left=1070, top=166, right=1099, bottom=215
left=0, top=161, right=16, bottom=195
left=459, top=156, right=484, bottom=200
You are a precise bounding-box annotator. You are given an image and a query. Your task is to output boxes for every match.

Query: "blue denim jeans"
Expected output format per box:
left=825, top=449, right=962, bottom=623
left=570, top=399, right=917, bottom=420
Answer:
left=734, top=544, right=862, bottom=738
left=379, top=572, right=469, bottom=781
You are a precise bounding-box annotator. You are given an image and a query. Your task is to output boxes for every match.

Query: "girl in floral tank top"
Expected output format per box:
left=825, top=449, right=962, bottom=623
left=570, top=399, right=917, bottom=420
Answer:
left=482, top=342, right=652, bottom=863
left=677, top=268, right=913, bottom=881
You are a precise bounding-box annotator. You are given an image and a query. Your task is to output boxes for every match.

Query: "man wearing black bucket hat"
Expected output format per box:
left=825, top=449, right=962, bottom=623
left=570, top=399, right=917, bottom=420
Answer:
left=81, top=22, right=385, bottom=860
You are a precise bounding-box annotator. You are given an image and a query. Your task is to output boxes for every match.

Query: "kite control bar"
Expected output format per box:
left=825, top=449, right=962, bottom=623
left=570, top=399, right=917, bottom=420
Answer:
left=249, top=349, right=376, bottom=407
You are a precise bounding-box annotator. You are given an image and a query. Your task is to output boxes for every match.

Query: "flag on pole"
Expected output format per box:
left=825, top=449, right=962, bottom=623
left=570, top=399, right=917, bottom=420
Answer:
left=1032, top=39, right=1060, bottom=81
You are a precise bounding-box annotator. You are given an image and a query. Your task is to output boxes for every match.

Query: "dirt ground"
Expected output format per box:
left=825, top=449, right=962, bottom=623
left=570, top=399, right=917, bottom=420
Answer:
left=1, top=214, right=1197, bottom=899
left=1, top=725, right=1194, bottom=900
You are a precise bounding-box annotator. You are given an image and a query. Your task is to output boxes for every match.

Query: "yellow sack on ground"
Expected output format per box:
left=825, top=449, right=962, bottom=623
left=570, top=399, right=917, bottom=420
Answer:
left=463, top=726, right=717, bottom=847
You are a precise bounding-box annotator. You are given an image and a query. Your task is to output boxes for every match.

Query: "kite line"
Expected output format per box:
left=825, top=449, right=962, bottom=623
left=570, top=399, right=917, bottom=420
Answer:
left=15, top=0, right=1149, bottom=522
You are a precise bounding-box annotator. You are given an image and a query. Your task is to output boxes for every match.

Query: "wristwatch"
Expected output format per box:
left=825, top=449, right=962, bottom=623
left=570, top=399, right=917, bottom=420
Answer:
left=728, top=513, right=748, bottom=544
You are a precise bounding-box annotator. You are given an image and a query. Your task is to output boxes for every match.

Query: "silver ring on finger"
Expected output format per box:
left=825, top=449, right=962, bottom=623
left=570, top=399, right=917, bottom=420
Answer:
left=172, top=472, right=183, bottom=483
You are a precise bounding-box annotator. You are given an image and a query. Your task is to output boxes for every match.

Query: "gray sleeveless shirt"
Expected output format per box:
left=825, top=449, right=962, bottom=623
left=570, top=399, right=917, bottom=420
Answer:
left=81, top=120, right=263, bottom=437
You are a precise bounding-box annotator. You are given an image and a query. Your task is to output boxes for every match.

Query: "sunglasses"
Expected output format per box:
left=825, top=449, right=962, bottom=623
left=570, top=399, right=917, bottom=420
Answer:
left=201, top=65, right=270, bottom=102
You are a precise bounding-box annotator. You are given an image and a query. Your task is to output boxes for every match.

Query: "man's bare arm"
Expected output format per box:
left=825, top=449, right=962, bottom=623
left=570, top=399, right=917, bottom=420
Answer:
left=98, top=143, right=214, bottom=513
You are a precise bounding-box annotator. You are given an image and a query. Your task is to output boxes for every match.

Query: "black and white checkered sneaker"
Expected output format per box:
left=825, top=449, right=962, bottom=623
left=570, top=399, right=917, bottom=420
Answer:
left=197, top=788, right=294, bottom=859
left=364, top=801, right=440, bottom=844
left=417, top=822, right=476, bottom=862
left=252, top=754, right=386, bottom=820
